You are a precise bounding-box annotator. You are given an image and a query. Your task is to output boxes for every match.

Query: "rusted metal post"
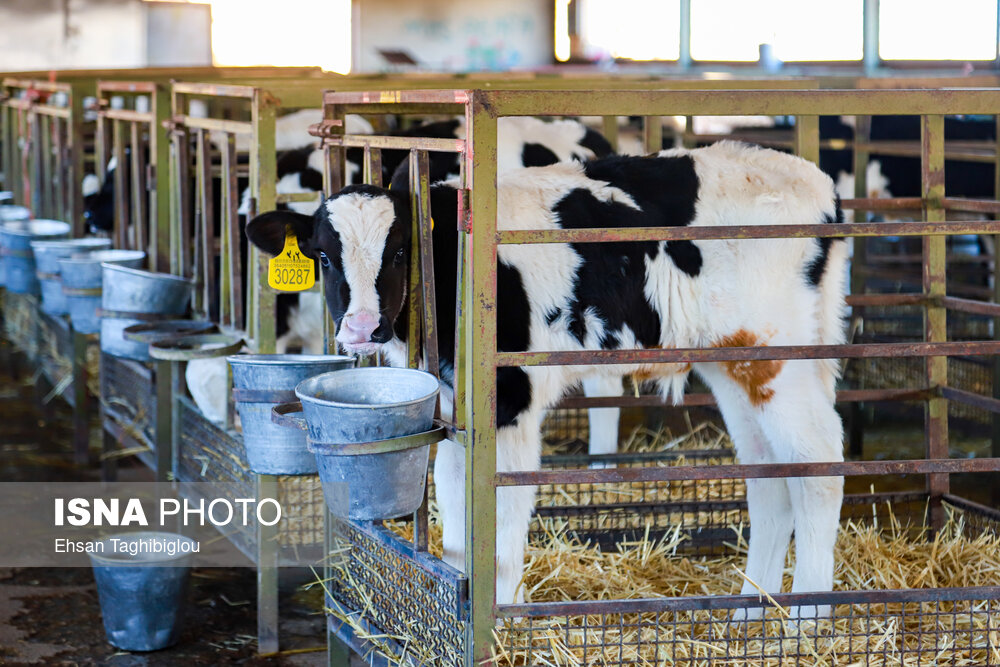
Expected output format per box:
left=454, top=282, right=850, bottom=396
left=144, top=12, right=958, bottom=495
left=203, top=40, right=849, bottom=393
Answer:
left=849, top=113, right=873, bottom=457
left=922, top=113, right=949, bottom=529
left=250, top=90, right=277, bottom=352
left=466, top=89, right=499, bottom=666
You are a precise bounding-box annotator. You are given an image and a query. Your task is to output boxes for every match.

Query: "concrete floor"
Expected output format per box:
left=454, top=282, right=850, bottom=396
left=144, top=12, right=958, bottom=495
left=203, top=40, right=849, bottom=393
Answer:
left=0, top=339, right=343, bottom=666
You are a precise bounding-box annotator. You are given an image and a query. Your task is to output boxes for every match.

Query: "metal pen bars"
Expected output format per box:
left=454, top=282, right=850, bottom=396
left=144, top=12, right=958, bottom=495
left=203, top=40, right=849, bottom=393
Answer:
left=314, top=86, right=1000, bottom=666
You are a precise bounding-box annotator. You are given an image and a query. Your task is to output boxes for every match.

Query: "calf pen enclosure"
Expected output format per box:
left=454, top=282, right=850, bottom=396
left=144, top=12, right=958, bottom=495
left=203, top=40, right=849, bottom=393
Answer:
left=309, top=87, right=1000, bottom=666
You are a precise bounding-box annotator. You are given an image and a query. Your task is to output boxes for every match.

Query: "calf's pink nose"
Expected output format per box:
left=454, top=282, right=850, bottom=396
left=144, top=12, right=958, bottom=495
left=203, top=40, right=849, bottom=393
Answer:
left=340, top=310, right=380, bottom=342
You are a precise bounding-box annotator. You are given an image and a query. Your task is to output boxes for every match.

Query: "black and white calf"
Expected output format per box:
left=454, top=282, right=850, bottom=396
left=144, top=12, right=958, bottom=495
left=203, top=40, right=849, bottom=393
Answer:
left=246, top=141, right=849, bottom=615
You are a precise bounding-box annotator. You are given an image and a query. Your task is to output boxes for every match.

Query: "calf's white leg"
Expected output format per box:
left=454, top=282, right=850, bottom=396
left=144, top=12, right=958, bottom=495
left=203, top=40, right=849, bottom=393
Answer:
left=699, top=367, right=793, bottom=621
left=433, top=438, right=466, bottom=573
left=495, top=414, right=543, bottom=605
left=757, top=361, right=844, bottom=619
left=581, top=375, right=622, bottom=461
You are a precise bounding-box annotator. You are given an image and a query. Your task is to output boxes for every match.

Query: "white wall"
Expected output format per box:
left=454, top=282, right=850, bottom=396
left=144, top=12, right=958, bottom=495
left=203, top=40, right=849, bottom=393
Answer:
left=355, top=0, right=551, bottom=72
left=0, top=0, right=210, bottom=71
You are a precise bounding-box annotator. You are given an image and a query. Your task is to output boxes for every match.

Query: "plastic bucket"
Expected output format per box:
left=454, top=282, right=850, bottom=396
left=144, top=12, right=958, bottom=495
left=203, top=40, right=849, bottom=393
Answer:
left=227, top=354, right=354, bottom=474
left=272, top=367, right=442, bottom=520
left=0, top=220, right=71, bottom=294
left=88, top=532, right=196, bottom=651
left=59, top=250, right=146, bottom=334
left=30, top=238, right=112, bottom=315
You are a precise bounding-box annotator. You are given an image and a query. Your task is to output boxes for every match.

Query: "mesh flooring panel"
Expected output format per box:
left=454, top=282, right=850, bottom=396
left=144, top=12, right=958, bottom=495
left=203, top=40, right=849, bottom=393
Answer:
left=497, top=500, right=1000, bottom=666
left=329, top=521, right=467, bottom=667
left=1, top=291, right=39, bottom=357
left=100, top=352, right=156, bottom=450
left=36, top=311, right=74, bottom=406
left=176, top=396, right=325, bottom=562
left=497, top=590, right=1000, bottom=666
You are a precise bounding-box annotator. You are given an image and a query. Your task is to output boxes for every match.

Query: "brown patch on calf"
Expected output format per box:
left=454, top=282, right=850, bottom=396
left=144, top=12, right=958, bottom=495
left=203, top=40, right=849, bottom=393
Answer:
left=714, top=330, right=784, bottom=406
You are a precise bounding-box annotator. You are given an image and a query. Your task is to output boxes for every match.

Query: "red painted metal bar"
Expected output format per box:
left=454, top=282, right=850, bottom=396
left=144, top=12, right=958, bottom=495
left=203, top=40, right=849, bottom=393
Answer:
left=496, top=340, right=1000, bottom=368
left=940, top=296, right=1000, bottom=317
left=497, top=220, right=1000, bottom=245
left=494, top=457, right=1000, bottom=487
left=944, top=197, right=1000, bottom=213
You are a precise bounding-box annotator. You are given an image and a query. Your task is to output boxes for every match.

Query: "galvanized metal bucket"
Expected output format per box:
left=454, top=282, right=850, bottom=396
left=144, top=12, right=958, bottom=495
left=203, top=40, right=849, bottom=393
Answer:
left=0, top=220, right=71, bottom=294
left=271, top=367, right=443, bottom=520
left=59, top=250, right=146, bottom=334
left=228, top=354, right=355, bottom=475
left=88, top=532, right=196, bottom=652
left=30, top=238, right=112, bottom=315
left=0, top=192, right=14, bottom=205
left=0, top=205, right=31, bottom=287
left=100, top=265, right=192, bottom=360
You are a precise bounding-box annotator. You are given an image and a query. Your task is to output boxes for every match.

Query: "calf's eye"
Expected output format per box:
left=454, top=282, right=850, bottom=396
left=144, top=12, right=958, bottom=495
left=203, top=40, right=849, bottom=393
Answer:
left=319, top=251, right=331, bottom=268
left=393, top=249, right=404, bottom=266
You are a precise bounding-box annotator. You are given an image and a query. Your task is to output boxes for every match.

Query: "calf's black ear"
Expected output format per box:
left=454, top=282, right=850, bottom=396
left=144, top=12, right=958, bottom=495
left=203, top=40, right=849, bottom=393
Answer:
left=246, top=210, right=316, bottom=257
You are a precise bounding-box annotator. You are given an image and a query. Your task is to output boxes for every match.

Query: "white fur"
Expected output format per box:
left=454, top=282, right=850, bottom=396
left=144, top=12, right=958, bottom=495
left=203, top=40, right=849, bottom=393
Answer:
left=185, top=357, right=229, bottom=424
left=82, top=173, right=100, bottom=198
left=326, top=194, right=397, bottom=332
left=275, top=291, right=326, bottom=355
left=388, top=142, right=846, bottom=612
left=497, top=117, right=596, bottom=174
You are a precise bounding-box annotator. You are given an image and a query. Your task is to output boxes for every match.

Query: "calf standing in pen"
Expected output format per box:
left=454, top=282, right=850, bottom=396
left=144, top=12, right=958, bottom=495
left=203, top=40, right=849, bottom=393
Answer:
left=247, top=141, right=849, bottom=617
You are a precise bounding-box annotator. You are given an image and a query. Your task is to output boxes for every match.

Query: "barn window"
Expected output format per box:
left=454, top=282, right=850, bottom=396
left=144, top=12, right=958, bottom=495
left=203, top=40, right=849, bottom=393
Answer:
left=689, top=0, right=863, bottom=62
left=575, top=0, right=681, bottom=61
left=879, top=0, right=998, bottom=61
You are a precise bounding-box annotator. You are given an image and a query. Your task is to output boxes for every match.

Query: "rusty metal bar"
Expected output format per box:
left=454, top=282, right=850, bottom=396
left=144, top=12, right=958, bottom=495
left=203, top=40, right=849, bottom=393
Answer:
left=498, top=220, right=1000, bottom=245
left=943, top=197, right=1000, bottom=213
left=322, top=134, right=464, bottom=153
left=176, top=115, right=252, bottom=136
left=555, top=387, right=931, bottom=410
left=172, top=81, right=258, bottom=99
left=840, top=196, right=924, bottom=211
left=846, top=293, right=926, bottom=307
left=940, top=386, right=1000, bottom=414
left=414, top=150, right=440, bottom=379
left=104, top=108, right=153, bottom=124
left=495, top=457, right=1000, bottom=487
left=497, top=585, right=1000, bottom=618
left=130, top=120, right=147, bottom=256
left=922, top=113, right=949, bottom=529
left=941, top=295, right=1000, bottom=317
left=112, top=119, right=128, bottom=250
left=496, top=340, right=1000, bottom=368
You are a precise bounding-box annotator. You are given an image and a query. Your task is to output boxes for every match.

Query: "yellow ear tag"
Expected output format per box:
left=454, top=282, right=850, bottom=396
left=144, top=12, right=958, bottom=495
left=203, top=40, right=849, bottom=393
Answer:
left=267, top=226, right=315, bottom=292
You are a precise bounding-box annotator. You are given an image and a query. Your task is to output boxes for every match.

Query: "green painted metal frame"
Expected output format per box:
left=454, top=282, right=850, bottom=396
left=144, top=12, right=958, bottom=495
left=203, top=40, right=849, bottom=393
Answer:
left=315, top=86, right=1000, bottom=665
left=94, top=81, right=172, bottom=271
left=1, top=78, right=86, bottom=232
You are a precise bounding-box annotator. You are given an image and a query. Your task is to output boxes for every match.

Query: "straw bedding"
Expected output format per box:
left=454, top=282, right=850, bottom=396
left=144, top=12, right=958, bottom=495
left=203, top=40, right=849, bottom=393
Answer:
left=324, top=423, right=1000, bottom=666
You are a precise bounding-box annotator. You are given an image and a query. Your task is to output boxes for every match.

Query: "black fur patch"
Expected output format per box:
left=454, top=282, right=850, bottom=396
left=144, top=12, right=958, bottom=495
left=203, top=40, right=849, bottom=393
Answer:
left=552, top=155, right=701, bottom=347
left=522, top=143, right=560, bottom=167
left=806, top=197, right=845, bottom=286
left=579, top=126, right=614, bottom=159
left=497, top=367, right=532, bottom=429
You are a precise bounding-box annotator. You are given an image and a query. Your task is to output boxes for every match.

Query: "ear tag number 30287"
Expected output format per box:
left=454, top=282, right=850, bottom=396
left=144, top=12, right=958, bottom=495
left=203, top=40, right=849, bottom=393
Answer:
left=267, top=226, right=315, bottom=292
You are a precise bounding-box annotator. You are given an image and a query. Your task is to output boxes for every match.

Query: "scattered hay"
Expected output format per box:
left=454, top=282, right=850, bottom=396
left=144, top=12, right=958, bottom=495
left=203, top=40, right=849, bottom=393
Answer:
left=325, top=423, right=1000, bottom=666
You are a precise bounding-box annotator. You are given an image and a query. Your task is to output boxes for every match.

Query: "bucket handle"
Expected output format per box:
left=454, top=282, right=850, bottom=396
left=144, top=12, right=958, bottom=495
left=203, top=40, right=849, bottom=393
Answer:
left=271, top=401, right=307, bottom=431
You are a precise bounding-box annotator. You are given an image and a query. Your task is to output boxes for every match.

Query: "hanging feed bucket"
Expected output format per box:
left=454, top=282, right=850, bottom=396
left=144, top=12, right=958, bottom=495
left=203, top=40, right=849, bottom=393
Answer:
left=88, top=532, right=196, bottom=652
left=271, top=367, right=443, bottom=521
left=0, top=205, right=30, bottom=287
left=59, top=250, right=146, bottom=334
left=227, top=354, right=355, bottom=475
left=30, top=238, right=112, bottom=315
left=100, top=265, right=192, bottom=360
left=0, top=220, right=71, bottom=295
left=0, top=192, right=13, bottom=204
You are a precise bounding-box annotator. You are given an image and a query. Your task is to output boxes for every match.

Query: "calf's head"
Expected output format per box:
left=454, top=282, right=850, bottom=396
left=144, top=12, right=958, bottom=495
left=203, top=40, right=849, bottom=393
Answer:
left=246, top=184, right=411, bottom=356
